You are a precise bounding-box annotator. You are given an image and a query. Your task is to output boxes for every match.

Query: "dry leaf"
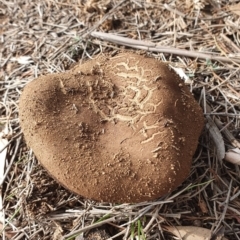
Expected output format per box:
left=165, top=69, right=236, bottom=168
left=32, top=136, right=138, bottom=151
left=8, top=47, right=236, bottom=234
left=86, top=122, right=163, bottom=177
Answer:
left=165, top=226, right=228, bottom=240
left=0, top=222, right=17, bottom=239
left=10, top=56, right=33, bottom=65
left=225, top=148, right=240, bottom=165
left=206, top=116, right=225, bottom=160
left=52, top=223, right=63, bottom=240
left=199, top=199, right=208, bottom=214
left=229, top=3, right=240, bottom=16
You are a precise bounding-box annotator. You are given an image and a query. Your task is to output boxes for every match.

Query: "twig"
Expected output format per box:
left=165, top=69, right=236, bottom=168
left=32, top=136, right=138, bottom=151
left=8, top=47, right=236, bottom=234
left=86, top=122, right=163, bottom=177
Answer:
left=61, top=216, right=117, bottom=239
left=0, top=132, right=23, bottom=154
left=90, top=31, right=240, bottom=64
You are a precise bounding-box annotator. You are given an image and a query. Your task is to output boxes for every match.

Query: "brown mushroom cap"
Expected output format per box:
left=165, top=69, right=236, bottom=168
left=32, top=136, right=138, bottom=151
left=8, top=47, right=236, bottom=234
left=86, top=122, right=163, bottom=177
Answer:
left=19, top=52, right=204, bottom=203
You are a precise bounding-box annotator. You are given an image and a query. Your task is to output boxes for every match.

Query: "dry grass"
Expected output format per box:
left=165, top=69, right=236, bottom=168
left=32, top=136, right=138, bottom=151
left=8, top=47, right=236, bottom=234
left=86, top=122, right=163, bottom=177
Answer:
left=1, top=0, right=240, bottom=239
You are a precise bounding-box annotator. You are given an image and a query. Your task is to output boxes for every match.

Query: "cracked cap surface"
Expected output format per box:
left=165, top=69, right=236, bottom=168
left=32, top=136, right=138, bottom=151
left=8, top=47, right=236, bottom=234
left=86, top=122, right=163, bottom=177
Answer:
left=19, top=52, right=204, bottom=203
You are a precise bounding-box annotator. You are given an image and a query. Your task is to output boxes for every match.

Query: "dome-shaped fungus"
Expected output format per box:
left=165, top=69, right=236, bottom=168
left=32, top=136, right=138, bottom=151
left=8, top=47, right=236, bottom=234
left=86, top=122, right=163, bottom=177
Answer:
left=19, top=52, right=204, bottom=203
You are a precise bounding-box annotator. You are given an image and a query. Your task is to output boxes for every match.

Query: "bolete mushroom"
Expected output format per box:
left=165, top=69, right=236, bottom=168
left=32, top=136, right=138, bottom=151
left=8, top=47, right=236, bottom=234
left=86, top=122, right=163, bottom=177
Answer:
left=19, top=52, right=204, bottom=203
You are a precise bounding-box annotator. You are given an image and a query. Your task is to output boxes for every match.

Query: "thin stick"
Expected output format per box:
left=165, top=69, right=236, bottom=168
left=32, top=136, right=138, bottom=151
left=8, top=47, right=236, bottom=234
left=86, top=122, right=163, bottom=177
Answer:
left=90, top=31, right=240, bottom=64
left=61, top=216, right=117, bottom=239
